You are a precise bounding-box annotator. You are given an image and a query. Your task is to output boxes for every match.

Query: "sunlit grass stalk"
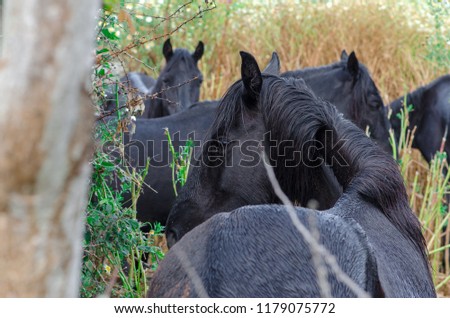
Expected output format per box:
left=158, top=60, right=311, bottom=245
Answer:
left=165, top=127, right=194, bottom=196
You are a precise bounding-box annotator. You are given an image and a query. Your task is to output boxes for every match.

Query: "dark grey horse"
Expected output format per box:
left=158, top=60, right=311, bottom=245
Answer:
left=120, top=100, right=218, bottom=225
left=104, top=72, right=155, bottom=114
left=149, top=205, right=382, bottom=297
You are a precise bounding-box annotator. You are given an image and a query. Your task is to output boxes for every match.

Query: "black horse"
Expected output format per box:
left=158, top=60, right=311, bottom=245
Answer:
left=102, top=39, right=204, bottom=118
left=282, top=50, right=391, bottom=153
left=145, top=39, right=204, bottom=118
left=390, top=74, right=450, bottom=163
left=149, top=206, right=382, bottom=297
left=165, top=52, right=435, bottom=297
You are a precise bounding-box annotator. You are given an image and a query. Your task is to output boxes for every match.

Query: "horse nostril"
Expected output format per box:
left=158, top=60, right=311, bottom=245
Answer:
left=166, top=228, right=179, bottom=249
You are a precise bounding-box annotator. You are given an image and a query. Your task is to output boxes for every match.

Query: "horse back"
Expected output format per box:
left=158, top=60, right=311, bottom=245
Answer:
left=148, top=205, right=381, bottom=298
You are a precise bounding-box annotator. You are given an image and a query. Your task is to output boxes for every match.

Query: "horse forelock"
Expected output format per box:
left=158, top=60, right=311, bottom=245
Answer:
left=166, top=49, right=198, bottom=71
left=209, top=81, right=246, bottom=139
left=350, top=64, right=382, bottom=126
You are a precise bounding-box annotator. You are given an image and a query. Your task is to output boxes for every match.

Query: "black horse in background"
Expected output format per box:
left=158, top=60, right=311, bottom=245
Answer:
left=390, top=74, right=450, bottom=163
left=102, top=39, right=204, bottom=118
left=149, top=206, right=382, bottom=297
left=145, top=39, right=204, bottom=118
left=282, top=50, right=392, bottom=153
left=120, top=100, right=218, bottom=225
left=164, top=52, right=435, bottom=297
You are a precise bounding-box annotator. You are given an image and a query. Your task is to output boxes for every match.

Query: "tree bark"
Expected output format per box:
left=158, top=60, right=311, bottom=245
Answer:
left=0, top=0, right=100, bottom=297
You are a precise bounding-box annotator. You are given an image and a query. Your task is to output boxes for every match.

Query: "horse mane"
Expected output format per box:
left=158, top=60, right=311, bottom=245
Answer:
left=349, top=64, right=383, bottom=127
left=210, top=81, right=247, bottom=138
left=212, top=74, right=427, bottom=262
left=258, top=76, right=426, bottom=260
left=281, top=60, right=344, bottom=78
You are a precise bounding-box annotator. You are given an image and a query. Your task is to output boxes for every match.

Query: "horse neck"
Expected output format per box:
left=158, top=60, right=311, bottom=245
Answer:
left=282, top=63, right=338, bottom=78
left=283, top=65, right=360, bottom=124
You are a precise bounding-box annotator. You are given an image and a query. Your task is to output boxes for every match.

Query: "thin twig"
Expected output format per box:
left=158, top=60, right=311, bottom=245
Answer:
left=96, top=2, right=216, bottom=64
left=173, top=248, right=209, bottom=297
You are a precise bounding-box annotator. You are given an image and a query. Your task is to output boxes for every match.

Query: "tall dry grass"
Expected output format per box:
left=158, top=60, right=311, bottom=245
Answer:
left=124, top=1, right=448, bottom=103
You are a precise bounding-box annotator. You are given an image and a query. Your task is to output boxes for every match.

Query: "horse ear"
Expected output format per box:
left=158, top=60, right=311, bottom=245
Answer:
left=340, top=50, right=348, bottom=60
left=163, top=38, right=173, bottom=62
left=192, top=41, right=204, bottom=62
left=347, top=51, right=359, bottom=78
left=262, top=52, right=280, bottom=76
left=240, top=51, right=262, bottom=102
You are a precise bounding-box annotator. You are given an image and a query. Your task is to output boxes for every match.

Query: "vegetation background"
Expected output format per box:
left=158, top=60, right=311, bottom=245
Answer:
left=90, top=0, right=450, bottom=297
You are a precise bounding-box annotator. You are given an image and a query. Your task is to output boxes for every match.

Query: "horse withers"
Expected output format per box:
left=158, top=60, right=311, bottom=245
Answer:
left=164, top=52, right=435, bottom=297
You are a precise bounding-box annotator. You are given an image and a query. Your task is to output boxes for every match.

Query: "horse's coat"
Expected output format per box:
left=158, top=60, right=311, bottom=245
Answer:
left=149, top=206, right=382, bottom=297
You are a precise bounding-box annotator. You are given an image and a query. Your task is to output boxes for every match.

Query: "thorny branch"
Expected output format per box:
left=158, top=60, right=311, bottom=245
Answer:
left=95, top=1, right=216, bottom=65
left=95, top=76, right=199, bottom=121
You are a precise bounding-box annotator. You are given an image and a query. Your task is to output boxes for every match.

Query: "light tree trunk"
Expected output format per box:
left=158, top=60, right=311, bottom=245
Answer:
left=0, top=0, right=100, bottom=297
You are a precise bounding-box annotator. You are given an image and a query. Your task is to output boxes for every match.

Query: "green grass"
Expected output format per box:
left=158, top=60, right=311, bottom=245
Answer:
left=390, top=98, right=450, bottom=294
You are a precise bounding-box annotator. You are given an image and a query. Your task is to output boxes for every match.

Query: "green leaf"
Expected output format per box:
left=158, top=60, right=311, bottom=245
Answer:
left=96, top=48, right=109, bottom=54
left=101, top=28, right=120, bottom=41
